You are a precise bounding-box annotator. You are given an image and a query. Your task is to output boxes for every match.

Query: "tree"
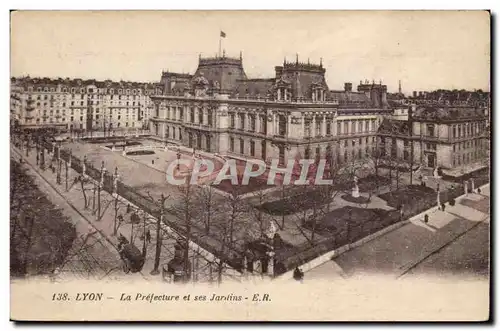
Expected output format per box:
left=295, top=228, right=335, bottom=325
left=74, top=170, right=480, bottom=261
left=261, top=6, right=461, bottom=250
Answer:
left=166, top=172, right=196, bottom=282
left=146, top=192, right=169, bottom=275
left=194, top=184, right=220, bottom=234
left=212, top=189, right=247, bottom=284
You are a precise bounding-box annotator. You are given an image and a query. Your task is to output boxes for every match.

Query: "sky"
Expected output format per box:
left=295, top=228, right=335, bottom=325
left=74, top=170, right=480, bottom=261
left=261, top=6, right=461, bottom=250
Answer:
left=10, top=10, right=490, bottom=94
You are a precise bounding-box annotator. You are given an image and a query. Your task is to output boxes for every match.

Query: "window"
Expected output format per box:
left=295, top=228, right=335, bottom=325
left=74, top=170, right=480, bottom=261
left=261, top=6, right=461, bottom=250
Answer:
left=337, top=122, right=341, bottom=135
left=344, top=140, right=348, bottom=148
left=250, top=115, right=256, bottom=132
left=305, top=119, right=311, bottom=137
left=250, top=141, right=255, bottom=156
left=190, top=108, right=195, bottom=123
left=426, top=124, right=435, bottom=137
left=326, top=122, right=331, bottom=135
left=453, top=125, right=457, bottom=138
left=391, top=138, right=397, bottom=157
left=239, top=113, right=245, bottom=130
left=230, top=114, right=235, bottom=128
left=198, top=109, right=203, bottom=124
left=240, top=139, right=244, bottom=154
left=260, top=115, right=266, bottom=133
left=315, top=118, right=321, bottom=136
left=208, top=111, right=213, bottom=127
left=279, top=145, right=285, bottom=165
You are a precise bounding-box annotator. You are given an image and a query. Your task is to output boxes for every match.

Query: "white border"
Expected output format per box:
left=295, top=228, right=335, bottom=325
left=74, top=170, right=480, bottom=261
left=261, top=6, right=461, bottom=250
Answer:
left=2, top=2, right=497, bottom=328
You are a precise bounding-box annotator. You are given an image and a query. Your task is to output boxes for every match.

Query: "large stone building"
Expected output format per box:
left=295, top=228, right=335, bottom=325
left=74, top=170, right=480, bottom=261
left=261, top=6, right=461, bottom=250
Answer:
left=10, top=77, right=160, bottom=132
left=377, top=104, right=490, bottom=176
left=150, top=53, right=393, bottom=166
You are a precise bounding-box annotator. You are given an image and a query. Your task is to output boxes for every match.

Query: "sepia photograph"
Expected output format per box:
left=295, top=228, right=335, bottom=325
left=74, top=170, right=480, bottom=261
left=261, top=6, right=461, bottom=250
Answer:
left=9, top=10, right=491, bottom=321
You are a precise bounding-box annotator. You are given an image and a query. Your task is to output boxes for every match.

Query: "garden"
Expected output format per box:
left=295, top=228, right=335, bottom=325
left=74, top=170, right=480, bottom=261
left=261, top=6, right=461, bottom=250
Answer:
left=10, top=160, right=77, bottom=277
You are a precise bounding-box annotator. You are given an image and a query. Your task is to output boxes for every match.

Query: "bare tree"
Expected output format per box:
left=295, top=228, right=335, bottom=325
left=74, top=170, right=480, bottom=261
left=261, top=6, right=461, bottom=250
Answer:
left=146, top=192, right=169, bottom=275
left=211, top=188, right=247, bottom=284
left=166, top=172, right=196, bottom=282
left=194, top=184, right=220, bottom=234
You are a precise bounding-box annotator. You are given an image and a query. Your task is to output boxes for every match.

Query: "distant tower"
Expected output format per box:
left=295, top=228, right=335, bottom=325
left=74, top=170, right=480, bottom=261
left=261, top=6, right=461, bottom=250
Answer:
left=398, top=80, right=402, bottom=94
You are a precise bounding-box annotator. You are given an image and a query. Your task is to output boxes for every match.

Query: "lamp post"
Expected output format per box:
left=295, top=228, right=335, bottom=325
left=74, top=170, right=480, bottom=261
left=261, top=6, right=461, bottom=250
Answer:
left=98, top=161, right=106, bottom=220
left=66, top=150, right=72, bottom=191
left=151, top=193, right=167, bottom=275
left=56, top=142, right=62, bottom=185
left=177, top=149, right=181, bottom=171
left=40, top=144, right=45, bottom=171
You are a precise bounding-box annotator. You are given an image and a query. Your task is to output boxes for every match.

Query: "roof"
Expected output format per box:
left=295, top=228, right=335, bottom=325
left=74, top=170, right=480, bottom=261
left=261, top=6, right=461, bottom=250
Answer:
left=412, top=105, right=487, bottom=121
left=378, top=118, right=410, bottom=135
left=233, top=79, right=274, bottom=98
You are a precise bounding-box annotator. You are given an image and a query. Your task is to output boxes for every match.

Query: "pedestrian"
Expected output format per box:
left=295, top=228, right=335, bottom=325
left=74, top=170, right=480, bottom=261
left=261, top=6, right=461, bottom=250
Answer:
left=146, top=229, right=151, bottom=243
left=293, top=267, right=304, bottom=283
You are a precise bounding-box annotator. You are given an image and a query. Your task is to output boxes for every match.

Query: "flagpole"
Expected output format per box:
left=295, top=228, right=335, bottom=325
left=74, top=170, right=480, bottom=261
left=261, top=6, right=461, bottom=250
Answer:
left=219, top=35, right=222, bottom=57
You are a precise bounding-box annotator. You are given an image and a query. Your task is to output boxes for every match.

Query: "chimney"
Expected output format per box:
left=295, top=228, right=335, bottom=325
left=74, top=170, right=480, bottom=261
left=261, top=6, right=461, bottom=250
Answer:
left=419, top=91, right=423, bottom=97
left=344, top=82, right=352, bottom=92
left=413, top=91, right=417, bottom=98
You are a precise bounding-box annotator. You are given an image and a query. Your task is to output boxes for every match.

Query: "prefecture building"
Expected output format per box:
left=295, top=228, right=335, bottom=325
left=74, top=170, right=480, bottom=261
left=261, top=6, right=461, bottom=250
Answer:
left=150, top=53, right=393, bottom=166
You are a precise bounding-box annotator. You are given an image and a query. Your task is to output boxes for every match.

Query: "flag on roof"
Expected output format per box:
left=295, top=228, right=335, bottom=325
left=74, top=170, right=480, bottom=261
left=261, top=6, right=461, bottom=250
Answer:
left=220, top=31, right=226, bottom=38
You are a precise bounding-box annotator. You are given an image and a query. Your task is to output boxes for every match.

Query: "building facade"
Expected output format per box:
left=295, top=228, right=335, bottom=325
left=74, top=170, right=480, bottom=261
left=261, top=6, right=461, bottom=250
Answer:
left=10, top=77, right=160, bottom=133
left=150, top=54, right=393, bottom=166
left=377, top=104, right=490, bottom=175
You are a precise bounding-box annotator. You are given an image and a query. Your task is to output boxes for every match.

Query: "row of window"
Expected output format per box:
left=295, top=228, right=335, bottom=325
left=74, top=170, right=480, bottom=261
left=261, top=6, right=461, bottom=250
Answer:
left=452, top=139, right=482, bottom=152
left=451, top=122, right=486, bottom=139
left=25, top=86, right=160, bottom=95
left=156, top=125, right=183, bottom=142
left=229, top=137, right=259, bottom=157
left=452, top=151, right=482, bottom=166
left=229, top=113, right=266, bottom=133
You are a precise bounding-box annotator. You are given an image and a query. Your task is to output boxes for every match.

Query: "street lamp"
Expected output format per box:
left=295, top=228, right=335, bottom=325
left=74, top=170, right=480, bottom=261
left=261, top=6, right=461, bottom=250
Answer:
left=177, top=149, right=181, bottom=171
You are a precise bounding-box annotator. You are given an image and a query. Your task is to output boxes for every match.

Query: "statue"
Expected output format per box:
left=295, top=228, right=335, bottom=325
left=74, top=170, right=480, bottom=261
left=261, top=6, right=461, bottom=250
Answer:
left=351, top=175, right=360, bottom=198
left=266, top=221, right=277, bottom=240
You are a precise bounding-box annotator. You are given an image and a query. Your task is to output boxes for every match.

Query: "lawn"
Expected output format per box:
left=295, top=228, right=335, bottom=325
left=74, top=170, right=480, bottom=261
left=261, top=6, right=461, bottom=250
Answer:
left=258, top=186, right=331, bottom=216
left=213, top=175, right=275, bottom=195
left=379, top=184, right=437, bottom=218
left=302, top=206, right=400, bottom=238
